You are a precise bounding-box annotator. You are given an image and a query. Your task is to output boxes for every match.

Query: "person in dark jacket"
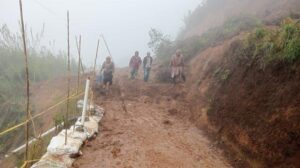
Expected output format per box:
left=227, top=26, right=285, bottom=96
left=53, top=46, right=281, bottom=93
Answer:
left=101, top=56, right=115, bottom=89
left=142, top=52, right=153, bottom=82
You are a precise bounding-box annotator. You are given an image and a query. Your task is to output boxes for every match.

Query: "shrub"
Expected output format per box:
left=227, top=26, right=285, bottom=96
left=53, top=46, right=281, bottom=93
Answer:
left=243, top=18, right=300, bottom=66
left=255, top=28, right=267, bottom=39
left=283, top=24, right=298, bottom=40
left=281, top=23, right=300, bottom=62
left=285, top=38, right=300, bottom=62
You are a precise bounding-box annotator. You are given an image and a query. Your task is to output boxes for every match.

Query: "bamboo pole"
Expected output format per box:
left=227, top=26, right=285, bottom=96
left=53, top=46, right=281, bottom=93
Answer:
left=65, top=11, right=70, bottom=145
left=93, top=39, right=100, bottom=77
left=101, top=34, right=112, bottom=57
left=19, top=0, right=30, bottom=162
left=75, top=36, right=85, bottom=74
left=76, top=35, right=82, bottom=94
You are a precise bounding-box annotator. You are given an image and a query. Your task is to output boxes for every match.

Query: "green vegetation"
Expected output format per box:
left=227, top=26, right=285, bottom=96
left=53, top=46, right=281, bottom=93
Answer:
left=244, top=18, right=300, bottom=66
left=54, top=98, right=79, bottom=129
left=148, top=28, right=173, bottom=62
left=149, top=15, right=262, bottom=64
left=214, top=68, right=231, bottom=82
left=53, top=112, right=65, bottom=128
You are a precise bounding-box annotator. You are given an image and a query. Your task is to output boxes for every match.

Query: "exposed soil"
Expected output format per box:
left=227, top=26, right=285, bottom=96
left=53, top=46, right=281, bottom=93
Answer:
left=184, top=34, right=300, bottom=167
left=73, top=70, right=232, bottom=168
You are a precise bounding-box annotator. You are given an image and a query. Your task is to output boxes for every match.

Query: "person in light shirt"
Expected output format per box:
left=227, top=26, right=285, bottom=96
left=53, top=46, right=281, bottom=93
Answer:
left=170, top=50, right=185, bottom=84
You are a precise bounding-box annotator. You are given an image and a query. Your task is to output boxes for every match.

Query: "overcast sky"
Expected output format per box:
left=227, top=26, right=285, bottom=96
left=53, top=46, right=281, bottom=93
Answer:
left=0, top=0, right=201, bottom=67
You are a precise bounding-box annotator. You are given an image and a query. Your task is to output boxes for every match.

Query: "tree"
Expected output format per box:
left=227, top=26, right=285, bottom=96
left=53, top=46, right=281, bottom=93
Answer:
left=148, top=28, right=171, bottom=53
left=148, top=28, right=173, bottom=60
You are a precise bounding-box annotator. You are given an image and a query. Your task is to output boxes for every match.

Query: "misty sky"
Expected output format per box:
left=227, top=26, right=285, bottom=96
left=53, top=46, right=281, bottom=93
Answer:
left=0, top=0, right=201, bottom=67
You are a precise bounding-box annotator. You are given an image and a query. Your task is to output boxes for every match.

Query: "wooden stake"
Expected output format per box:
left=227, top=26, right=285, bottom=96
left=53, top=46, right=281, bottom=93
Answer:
left=75, top=36, right=85, bottom=74
left=101, top=35, right=112, bottom=57
left=76, top=35, right=81, bottom=94
left=19, top=0, right=30, bottom=162
left=65, top=11, right=70, bottom=145
left=93, top=39, right=100, bottom=77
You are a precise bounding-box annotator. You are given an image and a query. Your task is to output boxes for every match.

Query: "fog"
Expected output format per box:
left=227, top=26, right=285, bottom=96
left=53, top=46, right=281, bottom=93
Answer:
left=0, top=0, right=200, bottom=67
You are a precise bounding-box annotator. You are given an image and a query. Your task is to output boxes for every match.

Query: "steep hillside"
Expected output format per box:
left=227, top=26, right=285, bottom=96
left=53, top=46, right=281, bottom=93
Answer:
left=184, top=24, right=300, bottom=167
left=152, top=0, right=300, bottom=167
left=182, top=0, right=300, bottom=38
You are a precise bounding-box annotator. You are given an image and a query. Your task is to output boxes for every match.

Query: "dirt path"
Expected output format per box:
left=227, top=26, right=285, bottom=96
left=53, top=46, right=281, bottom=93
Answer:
left=73, top=72, right=232, bottom=168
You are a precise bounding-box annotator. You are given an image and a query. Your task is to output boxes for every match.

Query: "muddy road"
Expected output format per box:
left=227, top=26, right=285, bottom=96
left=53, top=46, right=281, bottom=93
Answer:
left=73, top=72, right=232, bottom=168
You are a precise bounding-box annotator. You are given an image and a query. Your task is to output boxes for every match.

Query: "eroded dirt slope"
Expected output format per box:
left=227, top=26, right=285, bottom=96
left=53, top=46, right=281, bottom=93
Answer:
left=184, top=33, right=300, bottom=167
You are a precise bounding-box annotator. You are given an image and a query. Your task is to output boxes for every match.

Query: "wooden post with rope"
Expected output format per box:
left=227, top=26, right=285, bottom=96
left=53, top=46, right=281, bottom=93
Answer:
left=19, top=0, right=30, bottom=163
left=65, top=10, right=70, bottom=145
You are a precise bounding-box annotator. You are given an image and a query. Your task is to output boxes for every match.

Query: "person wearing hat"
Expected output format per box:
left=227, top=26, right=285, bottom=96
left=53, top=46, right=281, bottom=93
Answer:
left=143, top=52, right=153, bottom=82
left=101, top=56, right=115, bottom=90
left=170, top=49, right=185, bottom=84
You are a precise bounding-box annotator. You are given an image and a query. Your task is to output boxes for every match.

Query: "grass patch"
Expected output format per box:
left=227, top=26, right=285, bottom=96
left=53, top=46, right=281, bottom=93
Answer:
left=244, top=18, right=300, bottom=67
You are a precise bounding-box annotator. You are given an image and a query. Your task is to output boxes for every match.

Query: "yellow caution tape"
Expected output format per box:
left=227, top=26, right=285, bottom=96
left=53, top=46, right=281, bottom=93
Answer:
left=20, top=159, right=41, bottom=168
left=0, top=91, right=84, bottom=138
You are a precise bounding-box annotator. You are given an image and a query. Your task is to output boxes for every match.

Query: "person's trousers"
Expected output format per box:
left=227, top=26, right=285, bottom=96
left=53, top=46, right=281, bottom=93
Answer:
left=171, top=66, right=185, bottom=83
left=144, top=67, right=151, bottom=82
left=131, top=68, right=138, bottom=79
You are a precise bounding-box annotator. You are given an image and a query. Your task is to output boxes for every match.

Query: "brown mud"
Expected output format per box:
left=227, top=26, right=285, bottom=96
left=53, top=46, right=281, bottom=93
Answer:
left=73, top=71, right=232, bottom=168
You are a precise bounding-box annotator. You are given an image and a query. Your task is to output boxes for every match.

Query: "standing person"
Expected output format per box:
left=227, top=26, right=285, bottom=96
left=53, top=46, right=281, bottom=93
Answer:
left=170, top=50, right=185, bottom=84
left=101, top=56, right=115, bottom=90
left=143, top=52, right=153, bottom=82
left=129, top=51, right=142, bottom=79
